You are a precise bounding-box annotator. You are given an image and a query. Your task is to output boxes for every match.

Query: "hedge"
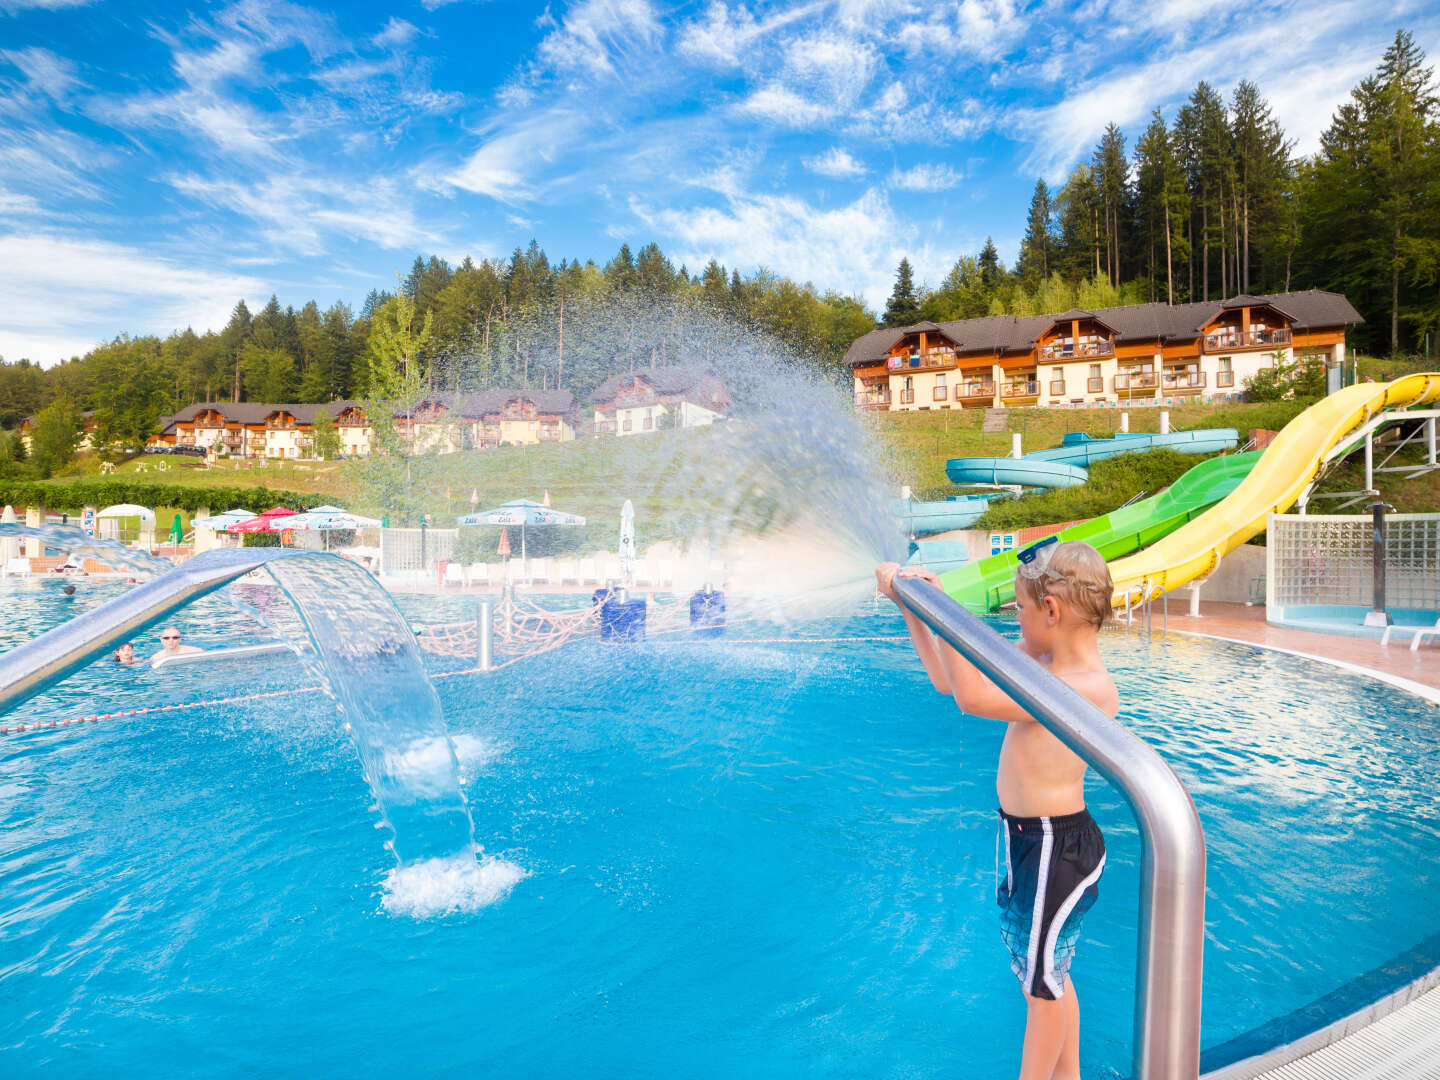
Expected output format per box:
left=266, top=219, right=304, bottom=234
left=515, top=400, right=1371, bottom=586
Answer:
left=0, top=479, right=331, bottom=515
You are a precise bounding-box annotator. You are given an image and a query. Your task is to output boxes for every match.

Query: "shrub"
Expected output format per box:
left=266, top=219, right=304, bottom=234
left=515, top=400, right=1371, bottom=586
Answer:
left=0, top=478, right=328, bottom=515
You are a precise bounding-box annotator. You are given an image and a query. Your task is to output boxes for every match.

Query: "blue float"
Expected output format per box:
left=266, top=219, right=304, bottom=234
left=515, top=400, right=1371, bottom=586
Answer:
left=689, top=589, right=725, bottom=635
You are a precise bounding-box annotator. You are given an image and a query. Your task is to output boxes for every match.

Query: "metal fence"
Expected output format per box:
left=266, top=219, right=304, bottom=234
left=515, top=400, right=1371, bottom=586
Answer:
left=379, top=527, right=457, bottom=575
left=1267, top=513, right=1440, bottom=613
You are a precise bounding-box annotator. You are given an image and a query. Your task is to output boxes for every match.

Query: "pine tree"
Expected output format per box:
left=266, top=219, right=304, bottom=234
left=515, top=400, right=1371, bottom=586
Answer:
left=883, top=258, right=921, bottom=326
left=1092, top=124, right=1131, bottom=286
left=1016, top=180, right=1052, bottom=285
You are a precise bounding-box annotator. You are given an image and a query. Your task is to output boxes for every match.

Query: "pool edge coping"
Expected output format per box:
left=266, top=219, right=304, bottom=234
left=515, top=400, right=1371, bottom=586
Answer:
left=1198, top=963, right=1440, bottom=1080
left=1172, top=626, right=1440, bottom=1079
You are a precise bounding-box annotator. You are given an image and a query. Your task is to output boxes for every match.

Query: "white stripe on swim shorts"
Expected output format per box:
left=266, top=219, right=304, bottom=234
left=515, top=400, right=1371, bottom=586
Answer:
left=1042, top=853, right=1107, bottom=999
left=1004, top=817, right=1013, bottom=893
left=1023, top=817, right=1054, bottom=995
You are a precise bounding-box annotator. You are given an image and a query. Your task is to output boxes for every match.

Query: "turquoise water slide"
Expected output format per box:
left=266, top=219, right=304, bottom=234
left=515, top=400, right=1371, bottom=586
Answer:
left=944, top=428, right=1241, bottom=491
left=894, top=491, right=1015, bottom=534
left=936, top=450, right=1262, bottom=612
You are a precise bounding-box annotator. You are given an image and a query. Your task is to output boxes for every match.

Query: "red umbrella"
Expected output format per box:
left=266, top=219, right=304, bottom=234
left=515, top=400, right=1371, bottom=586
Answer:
left=496, top=527, right=511, bottom=557
left=228, top=506, right=299, bottom=533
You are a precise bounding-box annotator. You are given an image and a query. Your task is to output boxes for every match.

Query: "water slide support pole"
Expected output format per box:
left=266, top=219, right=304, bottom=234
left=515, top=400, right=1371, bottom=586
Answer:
left=892, top=578, right=1205, bottom=1080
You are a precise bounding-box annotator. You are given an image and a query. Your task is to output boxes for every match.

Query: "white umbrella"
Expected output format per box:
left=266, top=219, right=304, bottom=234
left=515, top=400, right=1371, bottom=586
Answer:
left=458, top=498, right=586, bottom=565
left=0, top=505, right=17, bottom=566
left=96, top=503, right=156, bottom=522
left=192, top=508, right=257, bottom=530
left=281, top=507, right=383, bottom=550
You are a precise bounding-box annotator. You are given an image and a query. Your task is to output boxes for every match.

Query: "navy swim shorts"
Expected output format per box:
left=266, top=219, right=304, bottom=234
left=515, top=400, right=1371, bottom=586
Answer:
left=996, top=808, right=1106, bottom=1001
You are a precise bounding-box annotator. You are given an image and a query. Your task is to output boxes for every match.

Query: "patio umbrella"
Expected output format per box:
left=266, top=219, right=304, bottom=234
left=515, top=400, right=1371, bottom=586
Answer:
left=168, top=514, right=183, bottom=547
left=282, top=507, right=383, bottom=550
left=191, top=508, right=256, bottom=531
left=228, top=506, right=298, bottom=533
left=496, top=528, right=511, bottom=557
left=458, top=498, right=586, bottom=563
left=469, top=488, right=479, bottom=508
left=96, top=503, right=156, bottom=543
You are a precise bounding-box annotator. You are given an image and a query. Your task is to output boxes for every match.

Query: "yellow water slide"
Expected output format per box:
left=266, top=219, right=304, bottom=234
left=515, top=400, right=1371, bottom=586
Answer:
left=1108, top=373, right=1440, bottom=605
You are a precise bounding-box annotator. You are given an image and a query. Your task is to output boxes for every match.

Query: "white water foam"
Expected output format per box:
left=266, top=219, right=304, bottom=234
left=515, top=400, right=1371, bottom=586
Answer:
left=381, top=850, right=527, bottom=918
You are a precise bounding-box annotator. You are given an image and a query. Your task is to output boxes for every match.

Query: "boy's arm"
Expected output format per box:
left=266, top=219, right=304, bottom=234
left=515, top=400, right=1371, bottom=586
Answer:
left=875, top=563, right=951, bottom=695
left=881, top=565, right=1043, bottom=725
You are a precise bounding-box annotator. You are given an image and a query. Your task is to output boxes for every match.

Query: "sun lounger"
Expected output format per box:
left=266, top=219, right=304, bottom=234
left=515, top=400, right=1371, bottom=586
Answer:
left=444, top=562, right=466, bottom=588
left=467, top=563, right=489, bottom=586
left=578, top=558, right=599, bottom=585
left=2, top=557, right=31, bottom=578
left=528, top=558, right=551, bottom=585
left=1381, top=616, right=1440, bottom=652
left=556, top=558, right=579, bottom=585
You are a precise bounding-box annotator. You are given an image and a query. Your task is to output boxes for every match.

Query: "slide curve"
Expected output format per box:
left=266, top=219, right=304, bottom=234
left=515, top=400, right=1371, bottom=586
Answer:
left=938, top=450, right=1262, bottom=612
left=1106, top=373, right=1440, bottom=605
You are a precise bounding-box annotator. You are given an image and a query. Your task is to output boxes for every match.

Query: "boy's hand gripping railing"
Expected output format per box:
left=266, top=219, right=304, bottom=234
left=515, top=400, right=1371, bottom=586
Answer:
left=892, top=577, right=1206, bottom=1080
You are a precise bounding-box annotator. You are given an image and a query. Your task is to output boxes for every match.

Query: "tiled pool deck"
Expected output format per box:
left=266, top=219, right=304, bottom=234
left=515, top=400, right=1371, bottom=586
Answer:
left=1157, top=603, right=1440, bottom=1079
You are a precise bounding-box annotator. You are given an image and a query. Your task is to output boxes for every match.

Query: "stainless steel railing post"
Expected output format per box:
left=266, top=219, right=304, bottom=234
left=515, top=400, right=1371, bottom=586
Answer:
left=892, top=578, right=1206, bottom=1080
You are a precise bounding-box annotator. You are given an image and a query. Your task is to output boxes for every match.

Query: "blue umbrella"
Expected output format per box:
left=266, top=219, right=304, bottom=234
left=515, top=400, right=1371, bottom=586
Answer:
left=458, top=499, right=586, bottom=562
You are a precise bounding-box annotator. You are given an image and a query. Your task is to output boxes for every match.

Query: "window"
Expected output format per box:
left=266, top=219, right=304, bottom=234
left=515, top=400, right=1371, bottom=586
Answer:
left=1217, top=356, right=1234, bottom=388
left=900, top=375, right=915, bottom=405
left=643, top=416, right=653, bottom=430
left=1088, top=363, right=1104, bottom=393
left=1050, top=376, right=1066, bottom=396
left=933, top=373, right=947, bottom=401
left=623, top=418, right=633, bottom=432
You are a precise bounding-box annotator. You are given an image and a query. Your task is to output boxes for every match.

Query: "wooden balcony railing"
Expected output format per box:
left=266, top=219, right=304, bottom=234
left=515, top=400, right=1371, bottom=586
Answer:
left=956, top=382, right=996, bottom=402
left=1162, top=371, right=1207, bottom=391
left=1216, top=372, right=1235, bottom=388
left=854, top=393, right=892, bottom=410
left=1204, top=328, right=1291, bottom=351
left=1038, top=340, right=1115, bottom=362
left=1087, top=377, right=1105, bottom=393
left=888, top=353, right=955, bottom=372
left=1115, top=373, right=1158, bottom=391
left=1001, top=380, right=1040, bottom=399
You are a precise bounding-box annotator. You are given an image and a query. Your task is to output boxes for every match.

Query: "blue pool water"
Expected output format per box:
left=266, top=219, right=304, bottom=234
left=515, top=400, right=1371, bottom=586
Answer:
left=2, top=577, right=1439, bottom=1077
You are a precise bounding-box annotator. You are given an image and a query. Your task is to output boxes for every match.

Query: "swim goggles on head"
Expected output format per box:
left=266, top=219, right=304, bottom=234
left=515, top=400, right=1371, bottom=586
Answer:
left=1016, top=535, right=1061, bottom=581
left=1016, top=535, right=1107, bottom=592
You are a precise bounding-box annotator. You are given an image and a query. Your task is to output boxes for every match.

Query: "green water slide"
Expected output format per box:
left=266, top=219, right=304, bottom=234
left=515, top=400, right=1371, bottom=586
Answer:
left=937, top=450, right=1263, bottom=612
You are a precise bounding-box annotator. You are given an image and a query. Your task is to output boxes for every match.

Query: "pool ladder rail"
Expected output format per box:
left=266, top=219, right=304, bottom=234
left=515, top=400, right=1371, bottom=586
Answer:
left=891, top=576, right=1207, bottom=1080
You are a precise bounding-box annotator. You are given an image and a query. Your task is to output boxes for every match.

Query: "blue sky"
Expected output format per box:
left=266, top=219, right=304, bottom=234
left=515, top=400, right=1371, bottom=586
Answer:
left=2, top=0, right=1437, bottom=366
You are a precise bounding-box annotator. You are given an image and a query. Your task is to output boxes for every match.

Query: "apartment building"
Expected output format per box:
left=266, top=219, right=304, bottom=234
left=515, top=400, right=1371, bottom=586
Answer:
left=591, top=368, right=731, bottom=436
left=845, top=291, right=1361, bottom=413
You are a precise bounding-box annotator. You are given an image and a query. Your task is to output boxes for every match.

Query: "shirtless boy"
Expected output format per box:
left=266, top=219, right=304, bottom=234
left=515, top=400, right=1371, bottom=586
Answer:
left=876, top=537, right=1117, bottom=1080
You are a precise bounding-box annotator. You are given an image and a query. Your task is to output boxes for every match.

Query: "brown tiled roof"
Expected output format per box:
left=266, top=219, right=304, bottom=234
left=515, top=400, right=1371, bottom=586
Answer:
left=590, top=367, right=729, bottom=411
left=843, top=289, right=1362, bottom=368
left=161, top=392, right=577, bottom=431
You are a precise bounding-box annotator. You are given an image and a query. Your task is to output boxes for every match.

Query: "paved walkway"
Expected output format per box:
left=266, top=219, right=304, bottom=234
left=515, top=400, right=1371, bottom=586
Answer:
left=1147, top=601, right=1440, bottom=695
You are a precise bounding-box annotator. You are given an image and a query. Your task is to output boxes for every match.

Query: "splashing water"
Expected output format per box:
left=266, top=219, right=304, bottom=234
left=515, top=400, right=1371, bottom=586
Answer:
left=0, top=521, right=176, bottom=577
left=346, top=294, right=908, bottom=618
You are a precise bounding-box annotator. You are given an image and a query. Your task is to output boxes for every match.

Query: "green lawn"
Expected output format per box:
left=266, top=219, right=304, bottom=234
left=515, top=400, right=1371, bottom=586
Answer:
left=28, top=393, right=1435, bottom=551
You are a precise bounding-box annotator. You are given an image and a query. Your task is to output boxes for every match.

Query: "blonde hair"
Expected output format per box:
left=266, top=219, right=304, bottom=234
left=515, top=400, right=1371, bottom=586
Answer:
left=1014, top=540, right=1114, bottom=629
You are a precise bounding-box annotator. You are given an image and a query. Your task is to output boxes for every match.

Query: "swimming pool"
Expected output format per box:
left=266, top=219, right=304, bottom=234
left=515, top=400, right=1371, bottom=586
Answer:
left=2, top=578, right=1438, bottom=1077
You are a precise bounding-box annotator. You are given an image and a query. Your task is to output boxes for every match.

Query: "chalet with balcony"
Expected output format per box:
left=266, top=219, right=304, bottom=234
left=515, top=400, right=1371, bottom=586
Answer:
left=18, top=410, right=99, bottom=456
left=399, top=390, right=578, bottom=451
left=592, top=368, right=731, bottom=436
left=845, top=289, right=1361, bottom=413
left=148, top=391, right=577, bottom=460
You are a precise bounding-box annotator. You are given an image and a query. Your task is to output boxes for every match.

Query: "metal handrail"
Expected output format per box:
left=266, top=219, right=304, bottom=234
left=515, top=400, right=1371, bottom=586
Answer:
left=0, top=548, right=327, bottom=717
left=891, top=578, right=1206, bottom=1080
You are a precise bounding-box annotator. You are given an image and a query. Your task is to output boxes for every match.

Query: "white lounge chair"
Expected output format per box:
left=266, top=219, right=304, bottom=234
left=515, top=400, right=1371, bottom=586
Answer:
left=529, top=557, right=551, bottom=585
left=631, top=558, right=651, bottom=585
left=578, top=558, right=599, bottom=585
left=444, top=562, right=466, bottom=588
left=467, top=563, right=489, bottom=586
left=2, top=557, right=31, bottom=578
left=1381, top=616, right=1440, bottom=652
left=653, top=559, right=674, bottom=588
left=556, top=558, right=579, bottom=585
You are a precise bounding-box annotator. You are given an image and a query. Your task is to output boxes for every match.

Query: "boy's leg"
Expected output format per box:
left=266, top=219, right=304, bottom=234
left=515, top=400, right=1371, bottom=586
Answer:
left=1054, top=977, right=1081, bottom=1080
left=1017, top=990, right=1068, bottom=1080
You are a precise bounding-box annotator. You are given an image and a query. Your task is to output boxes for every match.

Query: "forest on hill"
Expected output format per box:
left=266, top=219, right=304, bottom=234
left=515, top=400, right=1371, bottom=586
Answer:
left=1, top=30, right=1436, bottom=458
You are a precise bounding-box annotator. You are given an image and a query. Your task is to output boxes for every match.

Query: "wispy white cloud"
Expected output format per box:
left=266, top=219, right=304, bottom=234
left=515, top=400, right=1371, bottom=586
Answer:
left=632, top=186, right=960, bottom=307
left=534, top=0, right=666, bottom=80
left=806, top=147, right=868, bottom=178
left=373, top=17, right=420, bottom=50
left=889, top=162, right=963, bottom=192
left=0, top=46, right=83, bottom=101
left=0, top=232, right=263, bottom=364
left=738, top=83, right=836, bottom=127
left=0, top=0, right=94, bottom=14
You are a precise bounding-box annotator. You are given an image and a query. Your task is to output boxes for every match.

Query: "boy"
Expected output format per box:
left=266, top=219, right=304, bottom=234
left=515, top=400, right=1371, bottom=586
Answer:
left=876, top=538, right=1116, bottom=1080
